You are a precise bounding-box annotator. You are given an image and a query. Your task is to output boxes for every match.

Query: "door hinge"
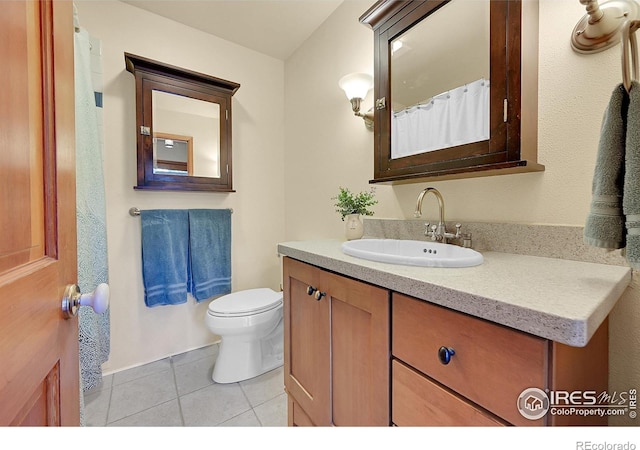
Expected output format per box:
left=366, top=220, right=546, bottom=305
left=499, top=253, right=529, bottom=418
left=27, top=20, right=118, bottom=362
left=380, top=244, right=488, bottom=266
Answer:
left=140, top=126, right=151, bottom=136
left=503, top=99, right=508, bottom=123
left=226, top=110, right=229, bottom=120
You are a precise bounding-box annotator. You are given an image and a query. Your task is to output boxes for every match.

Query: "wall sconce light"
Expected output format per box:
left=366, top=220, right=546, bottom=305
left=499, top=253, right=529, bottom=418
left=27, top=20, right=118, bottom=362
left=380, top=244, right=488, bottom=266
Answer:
left=339, top=72, right=374, bottom=131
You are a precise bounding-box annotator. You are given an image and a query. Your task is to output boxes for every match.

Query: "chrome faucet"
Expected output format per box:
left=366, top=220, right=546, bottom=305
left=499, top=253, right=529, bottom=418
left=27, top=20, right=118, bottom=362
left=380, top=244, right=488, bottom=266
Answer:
left=414, top=187, right=464, bottom=244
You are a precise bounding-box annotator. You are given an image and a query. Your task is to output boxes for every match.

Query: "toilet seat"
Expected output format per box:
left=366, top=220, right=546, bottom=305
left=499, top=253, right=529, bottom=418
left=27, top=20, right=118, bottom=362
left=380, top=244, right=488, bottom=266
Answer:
left=208, top=288, right=283, bottom=317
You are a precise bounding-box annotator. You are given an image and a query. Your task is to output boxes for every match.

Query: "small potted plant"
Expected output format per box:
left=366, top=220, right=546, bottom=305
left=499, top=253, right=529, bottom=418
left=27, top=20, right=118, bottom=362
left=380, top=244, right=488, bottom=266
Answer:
left=333, top=187, right=377, bottom=240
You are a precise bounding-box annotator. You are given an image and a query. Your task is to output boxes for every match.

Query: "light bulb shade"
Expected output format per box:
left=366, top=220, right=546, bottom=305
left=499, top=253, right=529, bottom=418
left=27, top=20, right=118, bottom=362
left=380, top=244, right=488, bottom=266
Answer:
left=338, top=73, right=373, bottom=101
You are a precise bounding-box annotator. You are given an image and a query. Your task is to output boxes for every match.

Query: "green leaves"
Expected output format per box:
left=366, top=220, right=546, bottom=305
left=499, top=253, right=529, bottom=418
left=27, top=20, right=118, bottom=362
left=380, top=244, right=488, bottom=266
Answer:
left=333, top=187, right=377, bottom=221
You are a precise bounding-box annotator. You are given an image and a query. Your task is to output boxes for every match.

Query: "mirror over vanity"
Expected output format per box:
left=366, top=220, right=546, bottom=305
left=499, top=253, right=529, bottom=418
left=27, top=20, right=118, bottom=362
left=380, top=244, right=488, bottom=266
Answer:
left=360, top=0, right=543, bottom=183
left=125, top=53, right=240, bottom=191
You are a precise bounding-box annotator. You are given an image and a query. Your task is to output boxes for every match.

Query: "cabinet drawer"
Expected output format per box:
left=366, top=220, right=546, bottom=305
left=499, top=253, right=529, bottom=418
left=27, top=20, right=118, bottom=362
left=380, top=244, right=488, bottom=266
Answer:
left=392, top=360, right=506, bottom=426
left=392, top=293, right=547, bottom=426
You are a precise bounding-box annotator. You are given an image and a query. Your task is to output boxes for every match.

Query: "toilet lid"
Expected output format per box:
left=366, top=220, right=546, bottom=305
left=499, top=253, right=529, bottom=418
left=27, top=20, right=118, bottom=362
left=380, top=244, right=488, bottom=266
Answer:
left=208, top=288, right=283, bottom=316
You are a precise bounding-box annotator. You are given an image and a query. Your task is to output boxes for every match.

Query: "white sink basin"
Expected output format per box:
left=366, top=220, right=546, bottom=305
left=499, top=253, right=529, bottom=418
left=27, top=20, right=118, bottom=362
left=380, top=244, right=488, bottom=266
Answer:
left=341, top=239, right=483, bottom=268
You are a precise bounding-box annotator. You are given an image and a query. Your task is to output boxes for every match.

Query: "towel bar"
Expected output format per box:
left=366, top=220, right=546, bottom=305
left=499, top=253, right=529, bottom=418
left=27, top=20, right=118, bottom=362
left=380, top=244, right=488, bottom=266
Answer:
left=129, top=207, right=233, bottom=216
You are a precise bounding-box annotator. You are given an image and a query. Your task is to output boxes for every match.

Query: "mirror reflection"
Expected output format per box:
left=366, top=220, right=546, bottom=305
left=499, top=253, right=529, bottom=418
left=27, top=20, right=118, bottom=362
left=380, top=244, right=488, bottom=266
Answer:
left=152, top=90, right=221, bottom=178
left=154, top=134, right=192, bottom=176
left=390, top=0, right=490, bottom=158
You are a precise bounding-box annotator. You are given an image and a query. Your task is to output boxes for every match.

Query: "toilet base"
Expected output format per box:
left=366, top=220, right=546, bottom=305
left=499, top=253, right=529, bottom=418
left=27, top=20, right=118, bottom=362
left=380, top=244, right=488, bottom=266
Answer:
left=212, top=318, right=284, bottom=383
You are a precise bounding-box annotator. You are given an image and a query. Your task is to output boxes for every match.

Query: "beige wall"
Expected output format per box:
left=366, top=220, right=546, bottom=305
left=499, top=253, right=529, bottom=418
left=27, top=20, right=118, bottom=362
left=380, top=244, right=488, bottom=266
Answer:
left=284, top=0, right=403, bottom=240
left=75, top=1, right=286, bottom=373
left=284, top=0, right=639, bottom=426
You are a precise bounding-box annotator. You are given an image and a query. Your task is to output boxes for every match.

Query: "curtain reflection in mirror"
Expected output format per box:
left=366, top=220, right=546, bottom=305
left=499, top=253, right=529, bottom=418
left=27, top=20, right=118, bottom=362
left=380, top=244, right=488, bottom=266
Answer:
left=391, top=79, right=490, bottom=158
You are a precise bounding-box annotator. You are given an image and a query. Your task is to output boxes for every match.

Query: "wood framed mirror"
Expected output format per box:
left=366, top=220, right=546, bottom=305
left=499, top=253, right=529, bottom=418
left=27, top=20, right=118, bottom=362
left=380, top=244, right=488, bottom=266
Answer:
left=360, top=0, right=543, bottom=184
left=125, top=53, right=240, bottom=191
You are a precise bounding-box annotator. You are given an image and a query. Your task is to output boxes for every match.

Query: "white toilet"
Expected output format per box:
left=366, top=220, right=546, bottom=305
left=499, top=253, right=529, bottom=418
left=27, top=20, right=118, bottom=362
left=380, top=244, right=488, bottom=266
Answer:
left=205, top=288, right=284, bottom=383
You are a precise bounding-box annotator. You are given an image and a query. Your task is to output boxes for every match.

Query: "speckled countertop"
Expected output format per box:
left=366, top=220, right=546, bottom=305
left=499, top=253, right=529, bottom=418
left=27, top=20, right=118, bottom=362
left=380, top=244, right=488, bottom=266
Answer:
left=277, top=239, right=632, bottom=347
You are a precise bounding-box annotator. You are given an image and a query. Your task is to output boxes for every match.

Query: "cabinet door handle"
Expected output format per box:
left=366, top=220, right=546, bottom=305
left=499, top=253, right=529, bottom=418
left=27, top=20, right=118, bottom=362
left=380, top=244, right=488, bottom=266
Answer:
left=314, top=291, right=326, bottom=301
left=306, top=286, right=317, bottom=296
left=438, top=346, right=455, bottom=365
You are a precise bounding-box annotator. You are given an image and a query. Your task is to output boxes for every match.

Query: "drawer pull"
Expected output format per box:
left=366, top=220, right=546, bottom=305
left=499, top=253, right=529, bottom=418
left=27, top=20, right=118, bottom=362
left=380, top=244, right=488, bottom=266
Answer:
left=306, top=286, right=317, bottom=296
left=314, top=290, right=326, bottom=301
left=438, top=346, right=456, bottom=365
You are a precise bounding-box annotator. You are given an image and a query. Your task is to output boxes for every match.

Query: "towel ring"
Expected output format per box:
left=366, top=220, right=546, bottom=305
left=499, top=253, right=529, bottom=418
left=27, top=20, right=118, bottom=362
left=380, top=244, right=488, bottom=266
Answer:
left=572, top=0, right=640, bottom=53
left=622, top=20, right=640, bottom=91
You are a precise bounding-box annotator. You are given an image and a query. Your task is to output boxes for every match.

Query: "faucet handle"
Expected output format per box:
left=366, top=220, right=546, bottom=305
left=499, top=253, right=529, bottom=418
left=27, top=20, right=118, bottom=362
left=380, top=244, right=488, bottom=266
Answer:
left=454, top=223, right=462, bottom=237
left=424, top=222, right=439, bottom=240
left=429, top=224, right=439, bottom=241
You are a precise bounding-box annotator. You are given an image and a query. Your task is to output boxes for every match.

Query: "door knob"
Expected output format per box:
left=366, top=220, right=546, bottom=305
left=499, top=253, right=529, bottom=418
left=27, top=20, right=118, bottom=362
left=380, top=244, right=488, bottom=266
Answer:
left=62, top=283, right=110, bottom=319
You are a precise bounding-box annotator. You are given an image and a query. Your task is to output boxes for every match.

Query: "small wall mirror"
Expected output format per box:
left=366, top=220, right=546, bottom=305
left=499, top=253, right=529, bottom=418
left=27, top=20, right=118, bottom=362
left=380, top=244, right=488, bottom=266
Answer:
left=125, top=53, right=240, bottom=191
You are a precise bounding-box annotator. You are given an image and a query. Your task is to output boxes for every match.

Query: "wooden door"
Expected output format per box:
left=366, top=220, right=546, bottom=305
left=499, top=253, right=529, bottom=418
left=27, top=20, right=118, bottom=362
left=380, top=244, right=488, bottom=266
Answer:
left=283, top=257, right=331, bottom=426
left=327, top=271, right=389, bottom=426
left=0, top=0, right=79, bottom=426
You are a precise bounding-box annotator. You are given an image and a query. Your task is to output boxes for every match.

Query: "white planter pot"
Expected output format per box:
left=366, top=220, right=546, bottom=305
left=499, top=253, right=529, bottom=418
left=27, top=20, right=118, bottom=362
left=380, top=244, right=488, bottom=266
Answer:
left=345, top=214, right=364, bottom=240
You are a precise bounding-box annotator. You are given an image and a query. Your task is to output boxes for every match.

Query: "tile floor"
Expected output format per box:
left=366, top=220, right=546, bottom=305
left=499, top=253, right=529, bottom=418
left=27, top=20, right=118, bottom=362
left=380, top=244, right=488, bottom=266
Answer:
left=83, top=343, right=287, bottom=426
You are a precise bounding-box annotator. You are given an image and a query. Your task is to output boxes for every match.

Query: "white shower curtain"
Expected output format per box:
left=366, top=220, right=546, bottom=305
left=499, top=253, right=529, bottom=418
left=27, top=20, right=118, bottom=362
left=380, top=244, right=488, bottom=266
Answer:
left=392, top=78, right=490, bottom=159
left=74, top=8, right=110, bottom=399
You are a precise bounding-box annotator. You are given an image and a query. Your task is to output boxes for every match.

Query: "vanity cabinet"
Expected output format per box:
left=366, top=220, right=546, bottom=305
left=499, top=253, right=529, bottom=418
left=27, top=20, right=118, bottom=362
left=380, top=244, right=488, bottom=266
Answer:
left=283, top=257, right=609, bottom=427
left=282, top=257, right=390, bottom=426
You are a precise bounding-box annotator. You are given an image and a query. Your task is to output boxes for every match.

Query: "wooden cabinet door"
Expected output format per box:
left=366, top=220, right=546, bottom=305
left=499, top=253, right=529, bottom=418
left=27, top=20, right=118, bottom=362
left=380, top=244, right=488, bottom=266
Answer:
left=327, top=270, right=389, bottom=426
left=283, top=257, right=331, bottom=426
left=0, top=0, right=79, bottom=425
left=283, top=257, right=390, bottom=426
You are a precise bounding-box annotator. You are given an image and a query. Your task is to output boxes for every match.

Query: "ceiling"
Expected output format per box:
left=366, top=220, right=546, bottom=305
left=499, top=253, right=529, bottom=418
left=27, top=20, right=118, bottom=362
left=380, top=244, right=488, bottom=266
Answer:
left=121, top=0, right=344, bottom=60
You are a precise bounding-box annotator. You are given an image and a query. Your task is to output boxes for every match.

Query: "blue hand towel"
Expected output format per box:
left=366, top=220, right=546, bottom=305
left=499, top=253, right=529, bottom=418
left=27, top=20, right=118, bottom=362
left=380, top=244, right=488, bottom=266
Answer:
left=584, top=84, right=628, bottom=249
left=140, top=209, right=189, bottom=307
left=188, top=209, right=232, bottom=302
